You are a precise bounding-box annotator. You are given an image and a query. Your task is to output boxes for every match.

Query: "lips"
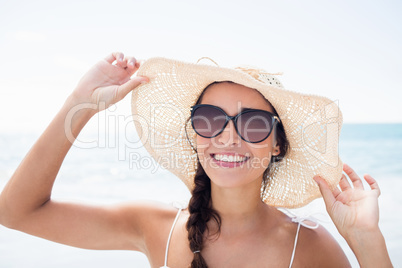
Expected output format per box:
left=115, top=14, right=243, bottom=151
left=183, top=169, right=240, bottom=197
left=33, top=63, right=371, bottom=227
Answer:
left=210, top=153, right=250, bottom=168
left=211, top=153, right=249, bottom=162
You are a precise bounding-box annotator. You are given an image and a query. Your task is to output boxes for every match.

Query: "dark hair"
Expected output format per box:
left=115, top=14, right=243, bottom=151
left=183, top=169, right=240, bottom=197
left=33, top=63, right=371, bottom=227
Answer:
left=185, top=82, right=289, bottom=268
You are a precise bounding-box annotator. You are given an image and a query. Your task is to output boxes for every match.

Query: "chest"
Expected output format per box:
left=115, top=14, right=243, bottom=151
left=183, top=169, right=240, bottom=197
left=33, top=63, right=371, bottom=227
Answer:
left=148, top=217, right=299, bottom=268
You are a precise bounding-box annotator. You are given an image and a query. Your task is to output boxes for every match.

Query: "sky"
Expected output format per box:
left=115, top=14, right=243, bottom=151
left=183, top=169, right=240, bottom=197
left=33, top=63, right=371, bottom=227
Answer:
left=0, top=0, right=401, bottom=133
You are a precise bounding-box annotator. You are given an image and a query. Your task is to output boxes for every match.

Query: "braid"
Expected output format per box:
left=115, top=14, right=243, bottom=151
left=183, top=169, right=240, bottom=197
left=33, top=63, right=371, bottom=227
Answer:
left=186, top=162, right=221, bottom=268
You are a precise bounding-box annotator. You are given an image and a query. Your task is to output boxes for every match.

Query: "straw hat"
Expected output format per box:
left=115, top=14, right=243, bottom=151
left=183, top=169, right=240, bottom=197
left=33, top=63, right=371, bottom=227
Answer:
left=131, top=57, right=343, bottom=208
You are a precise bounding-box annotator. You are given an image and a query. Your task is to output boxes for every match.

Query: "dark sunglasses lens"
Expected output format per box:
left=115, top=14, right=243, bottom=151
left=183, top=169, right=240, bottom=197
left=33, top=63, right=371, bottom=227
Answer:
left=192, top=106, right=227, bottom=137
left=237, top=111, right=273, bottom=142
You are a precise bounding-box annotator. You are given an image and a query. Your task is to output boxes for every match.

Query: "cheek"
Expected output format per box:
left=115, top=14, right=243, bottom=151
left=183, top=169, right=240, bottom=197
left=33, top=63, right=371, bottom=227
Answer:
left=253, top=150, right=272, bottom=170
left=196, top=135, right=210, bottom=149
left=248, top=140, right=274, bottom=168
left=261, top=151, right=273, bottom=168
left=196, top=136, right=211, bottom=165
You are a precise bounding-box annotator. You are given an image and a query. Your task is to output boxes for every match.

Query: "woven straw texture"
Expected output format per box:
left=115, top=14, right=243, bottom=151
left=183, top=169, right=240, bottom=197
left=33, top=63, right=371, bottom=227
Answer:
left=131, top=57, right=343, bottom=208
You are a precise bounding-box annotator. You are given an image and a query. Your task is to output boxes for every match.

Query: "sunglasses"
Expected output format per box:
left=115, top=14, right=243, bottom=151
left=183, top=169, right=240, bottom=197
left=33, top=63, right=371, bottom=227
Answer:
left=190, top=104, right=280, bottom=143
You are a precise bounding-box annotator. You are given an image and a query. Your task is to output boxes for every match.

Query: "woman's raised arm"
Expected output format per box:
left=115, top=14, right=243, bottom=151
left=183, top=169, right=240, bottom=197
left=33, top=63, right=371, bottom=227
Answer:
left=0, top=53, right=154, bottom=251
left=314, top=164, right=393, bottom=267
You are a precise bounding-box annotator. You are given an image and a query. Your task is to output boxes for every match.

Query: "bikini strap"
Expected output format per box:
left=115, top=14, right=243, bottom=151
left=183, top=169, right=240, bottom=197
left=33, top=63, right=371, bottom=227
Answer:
left=160, top=202, right=188, bottom=268
left=290, top=214, right=320, bottom=229
left=288, top=214, right=320, bottom=268
left=172, top=200, right=188, bottom=210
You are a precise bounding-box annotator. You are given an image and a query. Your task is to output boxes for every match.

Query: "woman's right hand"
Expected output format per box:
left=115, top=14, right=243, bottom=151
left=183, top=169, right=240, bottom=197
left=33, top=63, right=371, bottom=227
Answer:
left=71, top=52, right=148, bottom=113
left=0, top=52, right=159, bottom=254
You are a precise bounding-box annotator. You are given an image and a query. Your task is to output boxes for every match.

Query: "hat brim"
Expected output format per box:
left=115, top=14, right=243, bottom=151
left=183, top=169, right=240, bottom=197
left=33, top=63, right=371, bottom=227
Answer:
left=131, top=57, right=343, bottom=208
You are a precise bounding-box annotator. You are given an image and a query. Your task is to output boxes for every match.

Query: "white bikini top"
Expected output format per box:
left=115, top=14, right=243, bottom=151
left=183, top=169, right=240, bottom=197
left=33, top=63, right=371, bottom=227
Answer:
left=160, top=203, right=319, bottom=268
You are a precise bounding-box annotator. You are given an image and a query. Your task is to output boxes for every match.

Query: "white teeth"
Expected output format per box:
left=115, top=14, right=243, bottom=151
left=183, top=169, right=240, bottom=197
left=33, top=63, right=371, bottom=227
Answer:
left=213, top=154, right=248, bottom=162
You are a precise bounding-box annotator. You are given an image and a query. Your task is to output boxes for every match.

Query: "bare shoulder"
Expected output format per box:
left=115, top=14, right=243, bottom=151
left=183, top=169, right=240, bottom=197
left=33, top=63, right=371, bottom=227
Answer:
left=295, top=221, right=351, bottom=267
left=115, top=199, right=185, bottom=261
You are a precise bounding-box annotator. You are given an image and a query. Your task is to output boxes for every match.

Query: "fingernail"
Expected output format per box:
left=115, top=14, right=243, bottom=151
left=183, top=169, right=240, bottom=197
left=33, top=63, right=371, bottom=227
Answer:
left=140, top=80, right=148, bottom=84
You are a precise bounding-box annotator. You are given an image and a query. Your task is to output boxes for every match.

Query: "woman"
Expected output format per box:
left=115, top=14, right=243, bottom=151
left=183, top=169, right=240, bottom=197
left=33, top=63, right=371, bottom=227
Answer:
left=0, top=52, right=392, bottom=267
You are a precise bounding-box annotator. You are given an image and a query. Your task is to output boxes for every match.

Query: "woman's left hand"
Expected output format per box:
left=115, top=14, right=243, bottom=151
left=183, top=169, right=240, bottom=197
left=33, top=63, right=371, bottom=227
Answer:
left=314, top=163, right=381, bottom=238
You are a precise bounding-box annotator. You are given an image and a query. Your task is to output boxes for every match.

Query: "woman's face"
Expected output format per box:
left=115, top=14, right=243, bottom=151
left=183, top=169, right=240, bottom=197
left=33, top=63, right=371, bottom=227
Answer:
left=196, top=82, right=280, bottom=189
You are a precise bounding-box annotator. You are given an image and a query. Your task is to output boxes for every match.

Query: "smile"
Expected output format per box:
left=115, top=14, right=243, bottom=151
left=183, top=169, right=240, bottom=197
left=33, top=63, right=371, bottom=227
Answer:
left=212, top=154, right=249, bottom=162
left=210, top=153, right=250, bottom=168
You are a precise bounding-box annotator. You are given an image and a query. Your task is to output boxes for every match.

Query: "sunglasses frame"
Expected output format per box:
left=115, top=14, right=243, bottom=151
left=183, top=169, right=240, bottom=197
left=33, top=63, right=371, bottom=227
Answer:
left=190, top=104, right=280, bottom=143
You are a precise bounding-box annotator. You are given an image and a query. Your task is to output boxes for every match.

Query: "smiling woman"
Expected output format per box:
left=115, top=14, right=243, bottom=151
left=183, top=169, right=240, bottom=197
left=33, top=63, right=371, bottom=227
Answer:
left=186, top=82, right=290, bottom=267
left=0, top=52, right=393, bottom=268
left=130, top=57, right=370, bottom=267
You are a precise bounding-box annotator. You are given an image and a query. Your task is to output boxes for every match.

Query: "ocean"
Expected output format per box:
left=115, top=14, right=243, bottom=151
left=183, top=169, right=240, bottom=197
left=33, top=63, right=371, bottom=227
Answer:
left=0, top=123, right=401, bottom=267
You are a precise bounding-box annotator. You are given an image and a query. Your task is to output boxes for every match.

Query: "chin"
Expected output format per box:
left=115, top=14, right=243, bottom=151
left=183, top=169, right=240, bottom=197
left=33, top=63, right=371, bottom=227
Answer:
left=203, top=167, right=258, bottom=189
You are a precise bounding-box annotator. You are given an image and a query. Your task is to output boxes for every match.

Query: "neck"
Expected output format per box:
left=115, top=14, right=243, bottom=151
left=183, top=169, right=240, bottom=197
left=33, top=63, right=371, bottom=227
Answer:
left=209, top=177, right=269, bottom=235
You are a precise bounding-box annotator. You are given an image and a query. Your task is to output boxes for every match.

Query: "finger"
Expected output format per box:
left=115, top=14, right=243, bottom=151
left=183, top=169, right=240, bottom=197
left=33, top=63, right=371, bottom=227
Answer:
left=105, top=52, right=124, bottom=64
left=125, top=57, right=139, bottom=76
left=126, top=56, right=137, bottom=69
left=314, top=175, right=336, bottom=211
left=333, top=186, right=342, bottom=199
left=338, top=174, right=351, bottom=191
left=343, top=163, right=364, bottom=189
left=363, top=174, right=381, bottom=196
left=115, top=76, right=149, bottom=101
left=116, top=55, right=128, bottom=69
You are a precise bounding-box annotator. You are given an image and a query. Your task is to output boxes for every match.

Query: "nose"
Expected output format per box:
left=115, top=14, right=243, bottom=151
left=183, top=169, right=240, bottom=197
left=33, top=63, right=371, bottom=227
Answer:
left=216, top=119, right=240, bottom=146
